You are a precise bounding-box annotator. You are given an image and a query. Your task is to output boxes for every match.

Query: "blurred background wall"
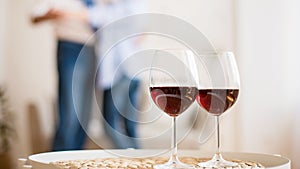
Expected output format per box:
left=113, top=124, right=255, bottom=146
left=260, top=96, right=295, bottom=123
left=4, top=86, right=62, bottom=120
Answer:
left=0, top=0, right=299, bottom=168
left=0, top=0, right=57, bottom=161
left=0, top=0, right=8, bottom=83
left=235, top=1, right=300, bottom=168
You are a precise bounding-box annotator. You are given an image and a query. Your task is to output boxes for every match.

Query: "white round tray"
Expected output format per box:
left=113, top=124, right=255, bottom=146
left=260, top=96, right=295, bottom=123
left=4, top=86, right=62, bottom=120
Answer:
left=26, top=149, right=290, bottom=169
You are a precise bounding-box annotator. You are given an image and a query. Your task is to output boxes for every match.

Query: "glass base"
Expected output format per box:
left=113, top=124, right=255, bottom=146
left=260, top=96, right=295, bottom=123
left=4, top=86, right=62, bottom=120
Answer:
left=198, top=153, right=239, bottom=168
left=154, top=157, right=195, bottom=169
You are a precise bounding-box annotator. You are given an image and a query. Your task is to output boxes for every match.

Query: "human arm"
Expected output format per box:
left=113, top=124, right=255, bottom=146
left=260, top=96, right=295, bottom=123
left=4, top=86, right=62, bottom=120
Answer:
left=30, top=0, right=90, bottom=24
left=31, top=8, right=63, bottom=24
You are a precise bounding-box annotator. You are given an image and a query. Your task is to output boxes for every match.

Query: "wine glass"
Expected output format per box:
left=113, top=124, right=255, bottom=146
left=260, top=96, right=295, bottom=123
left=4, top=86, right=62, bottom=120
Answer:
left=196, top=51, right=240, bottom=168
left=149, top=49, right=198, bottom=169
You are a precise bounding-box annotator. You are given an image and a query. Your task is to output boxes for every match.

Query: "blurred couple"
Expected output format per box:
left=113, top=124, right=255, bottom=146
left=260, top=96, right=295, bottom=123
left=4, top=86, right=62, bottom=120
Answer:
left=31, top=0, right=145, bottom=150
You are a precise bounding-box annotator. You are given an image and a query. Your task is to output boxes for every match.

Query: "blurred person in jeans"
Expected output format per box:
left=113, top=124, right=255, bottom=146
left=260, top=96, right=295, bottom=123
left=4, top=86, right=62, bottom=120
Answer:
left=88, top=0, right=145, bottom=148
left=31, top=0, right=96, bottom=151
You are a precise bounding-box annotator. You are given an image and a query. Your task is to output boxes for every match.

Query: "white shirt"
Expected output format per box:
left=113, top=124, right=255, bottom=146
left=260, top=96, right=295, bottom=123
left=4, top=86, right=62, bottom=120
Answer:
left=32, top=0, right=94, bottom=44
left=89, top=0, right=145, bottom=89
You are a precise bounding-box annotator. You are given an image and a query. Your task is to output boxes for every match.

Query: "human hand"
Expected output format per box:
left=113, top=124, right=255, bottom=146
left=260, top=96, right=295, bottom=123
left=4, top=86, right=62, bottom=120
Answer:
left=31, top=8, right=63, bottom=23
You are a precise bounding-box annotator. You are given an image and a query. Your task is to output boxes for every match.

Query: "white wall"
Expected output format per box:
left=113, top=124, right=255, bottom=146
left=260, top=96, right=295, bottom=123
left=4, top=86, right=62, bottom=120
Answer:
left=147, top=0, right=235, bottom=51
left=236, top=0, right=286, bottom=152
left=0, top=0, right=8, bottom=83
left=236, top=0, right=300, bottom=168
left=285, top=1, right=300, bottom=168
left=4, top=0, right=57, bottom=158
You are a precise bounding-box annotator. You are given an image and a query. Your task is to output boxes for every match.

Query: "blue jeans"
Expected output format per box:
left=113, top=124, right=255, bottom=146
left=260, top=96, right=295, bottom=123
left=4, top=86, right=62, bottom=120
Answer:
left=102, top=75, right=140, bottom=148
left=52, top=40, right=96, bottom=151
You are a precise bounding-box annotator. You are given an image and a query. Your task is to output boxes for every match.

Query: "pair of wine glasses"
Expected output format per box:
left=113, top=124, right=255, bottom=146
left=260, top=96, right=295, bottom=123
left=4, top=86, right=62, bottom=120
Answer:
left=149, top=49, right=240, bottom=169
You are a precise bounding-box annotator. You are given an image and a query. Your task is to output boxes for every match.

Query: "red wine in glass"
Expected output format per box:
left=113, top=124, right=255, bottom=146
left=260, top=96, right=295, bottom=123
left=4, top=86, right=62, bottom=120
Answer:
left=196, top=89, right=239, bottom=116
left=196, top=52, right=240, bottom=168
left=150, top=86, right=197, bottom=117
left=150, top=49, right=199, bottom=169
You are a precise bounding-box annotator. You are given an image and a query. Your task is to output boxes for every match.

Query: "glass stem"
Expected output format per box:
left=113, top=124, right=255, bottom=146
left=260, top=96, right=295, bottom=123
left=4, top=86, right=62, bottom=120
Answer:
left=171, top=117, right=178, bottom=162
left=216, top=116, right=220, bottom=155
